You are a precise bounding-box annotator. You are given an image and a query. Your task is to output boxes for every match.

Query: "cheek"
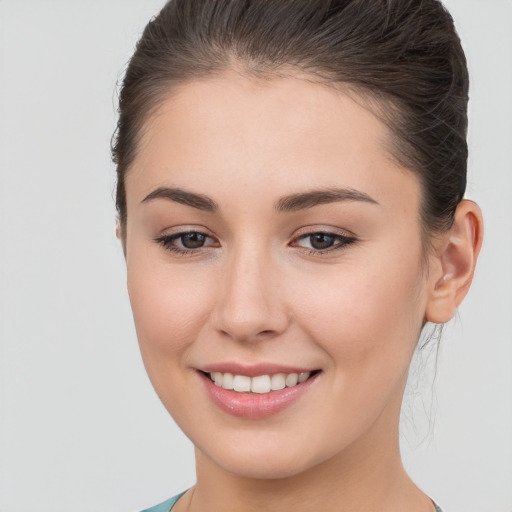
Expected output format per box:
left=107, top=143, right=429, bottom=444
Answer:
left=293, top=247, right=426, bottom=381
left=126, top=254, right=220, bottom=419
left=126, top=248, right=214, bottom=373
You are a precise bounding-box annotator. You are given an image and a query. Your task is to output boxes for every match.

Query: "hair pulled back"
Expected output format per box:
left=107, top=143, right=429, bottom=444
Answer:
left=112, top=0, right=469, bottom=242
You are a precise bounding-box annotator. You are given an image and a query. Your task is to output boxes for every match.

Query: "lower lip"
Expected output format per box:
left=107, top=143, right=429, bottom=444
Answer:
left=199, top=371, right=319, bottom=419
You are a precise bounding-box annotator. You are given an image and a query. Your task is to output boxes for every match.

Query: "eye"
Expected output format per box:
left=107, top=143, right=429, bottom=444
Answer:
left=154, top=230, right=218, bottom=255
left=291, top=231, right=357, bottom=255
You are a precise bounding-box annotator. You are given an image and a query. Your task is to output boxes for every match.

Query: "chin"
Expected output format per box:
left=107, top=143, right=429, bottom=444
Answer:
left=194, top=429, right=340, bottom=481
left=212, top=451, right=316, bottom=480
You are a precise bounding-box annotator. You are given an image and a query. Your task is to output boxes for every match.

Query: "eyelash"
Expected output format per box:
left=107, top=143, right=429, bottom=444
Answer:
left=154, top=230, right=216, bottom=256
left=154, top=230, right=357, bottom=257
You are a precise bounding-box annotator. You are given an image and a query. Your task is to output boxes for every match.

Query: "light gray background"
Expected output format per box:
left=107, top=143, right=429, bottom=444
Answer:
left=0, top=1, right=510, bottom=511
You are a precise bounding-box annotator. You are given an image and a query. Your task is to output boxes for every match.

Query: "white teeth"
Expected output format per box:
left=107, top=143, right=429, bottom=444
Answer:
left=271, top=373, right=286, bottom=391
left=209, top=371, right=314, bottom=394
left=222, top=373, right=234, bottom=390
left=285, top=373, right=298, bottom=387
left=298, top=372, right=310, bottom=383
left=233, top=375, right=251, bottom=392
left=251, top=375, right=271, bottom=394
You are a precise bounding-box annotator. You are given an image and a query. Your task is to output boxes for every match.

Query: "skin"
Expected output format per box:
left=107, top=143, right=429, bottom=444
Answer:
left=122, top=73, right=483, bottom=512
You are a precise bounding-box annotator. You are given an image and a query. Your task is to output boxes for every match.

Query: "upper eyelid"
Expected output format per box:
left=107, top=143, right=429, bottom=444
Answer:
left=292, top=225, right=356, bottom=238
left=157, top=228, right=353, bottom=239
left=157, top=227, right=355, bottom=238
left=295, top=231, right=354, bottom=240
left=156, top=227, right=217, bottom=240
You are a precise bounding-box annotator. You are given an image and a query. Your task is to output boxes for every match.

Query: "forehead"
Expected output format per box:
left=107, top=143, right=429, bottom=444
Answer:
left=126, top=74, right=419, bottom=213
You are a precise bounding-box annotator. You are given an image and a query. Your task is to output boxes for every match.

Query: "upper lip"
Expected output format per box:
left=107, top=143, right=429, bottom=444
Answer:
left=199, top=362, right=317, bottom=377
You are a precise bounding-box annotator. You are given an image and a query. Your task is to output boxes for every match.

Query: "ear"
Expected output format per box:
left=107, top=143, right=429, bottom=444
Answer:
left=425, top=200, right=484, bottom=324
left=115, top=220, right=127, bottom=258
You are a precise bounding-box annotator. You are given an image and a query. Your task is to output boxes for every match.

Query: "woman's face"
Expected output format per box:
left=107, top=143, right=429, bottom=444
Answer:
left=124, top=75, right=435, bottom=479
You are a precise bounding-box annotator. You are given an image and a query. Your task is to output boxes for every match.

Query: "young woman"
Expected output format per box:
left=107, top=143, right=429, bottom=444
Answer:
left=112, top=1, right=483, bottom=510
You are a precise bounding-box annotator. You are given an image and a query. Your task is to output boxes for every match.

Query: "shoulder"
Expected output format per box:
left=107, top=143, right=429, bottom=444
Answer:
left=140, top=491, right=187, bottom=512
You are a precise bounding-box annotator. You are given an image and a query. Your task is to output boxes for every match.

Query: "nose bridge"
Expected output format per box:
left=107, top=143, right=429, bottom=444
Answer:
left=213, top=239, right=288, bottom=342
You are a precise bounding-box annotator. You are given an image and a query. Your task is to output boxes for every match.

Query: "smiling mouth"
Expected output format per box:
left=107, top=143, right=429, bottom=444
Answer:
left=202, top=370, right=320, bottom=394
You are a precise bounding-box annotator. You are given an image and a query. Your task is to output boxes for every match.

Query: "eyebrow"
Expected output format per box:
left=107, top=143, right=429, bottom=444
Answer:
left=142, top=187, right=218, bottom=212
left=141, top=186, right=378, bottom=213
left=275, top=187, right=378, bottom=212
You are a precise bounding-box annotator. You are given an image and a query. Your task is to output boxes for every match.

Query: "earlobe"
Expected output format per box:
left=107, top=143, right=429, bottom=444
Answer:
left=425, top=200, right=484, bottom=324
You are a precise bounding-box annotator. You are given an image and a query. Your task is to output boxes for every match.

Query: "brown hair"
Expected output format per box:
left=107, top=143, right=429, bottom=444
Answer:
left=112, top=0, right=469, bottom=244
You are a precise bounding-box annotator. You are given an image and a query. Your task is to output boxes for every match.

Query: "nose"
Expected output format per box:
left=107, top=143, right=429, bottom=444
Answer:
left=211, top=244, right=290, bottom=343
